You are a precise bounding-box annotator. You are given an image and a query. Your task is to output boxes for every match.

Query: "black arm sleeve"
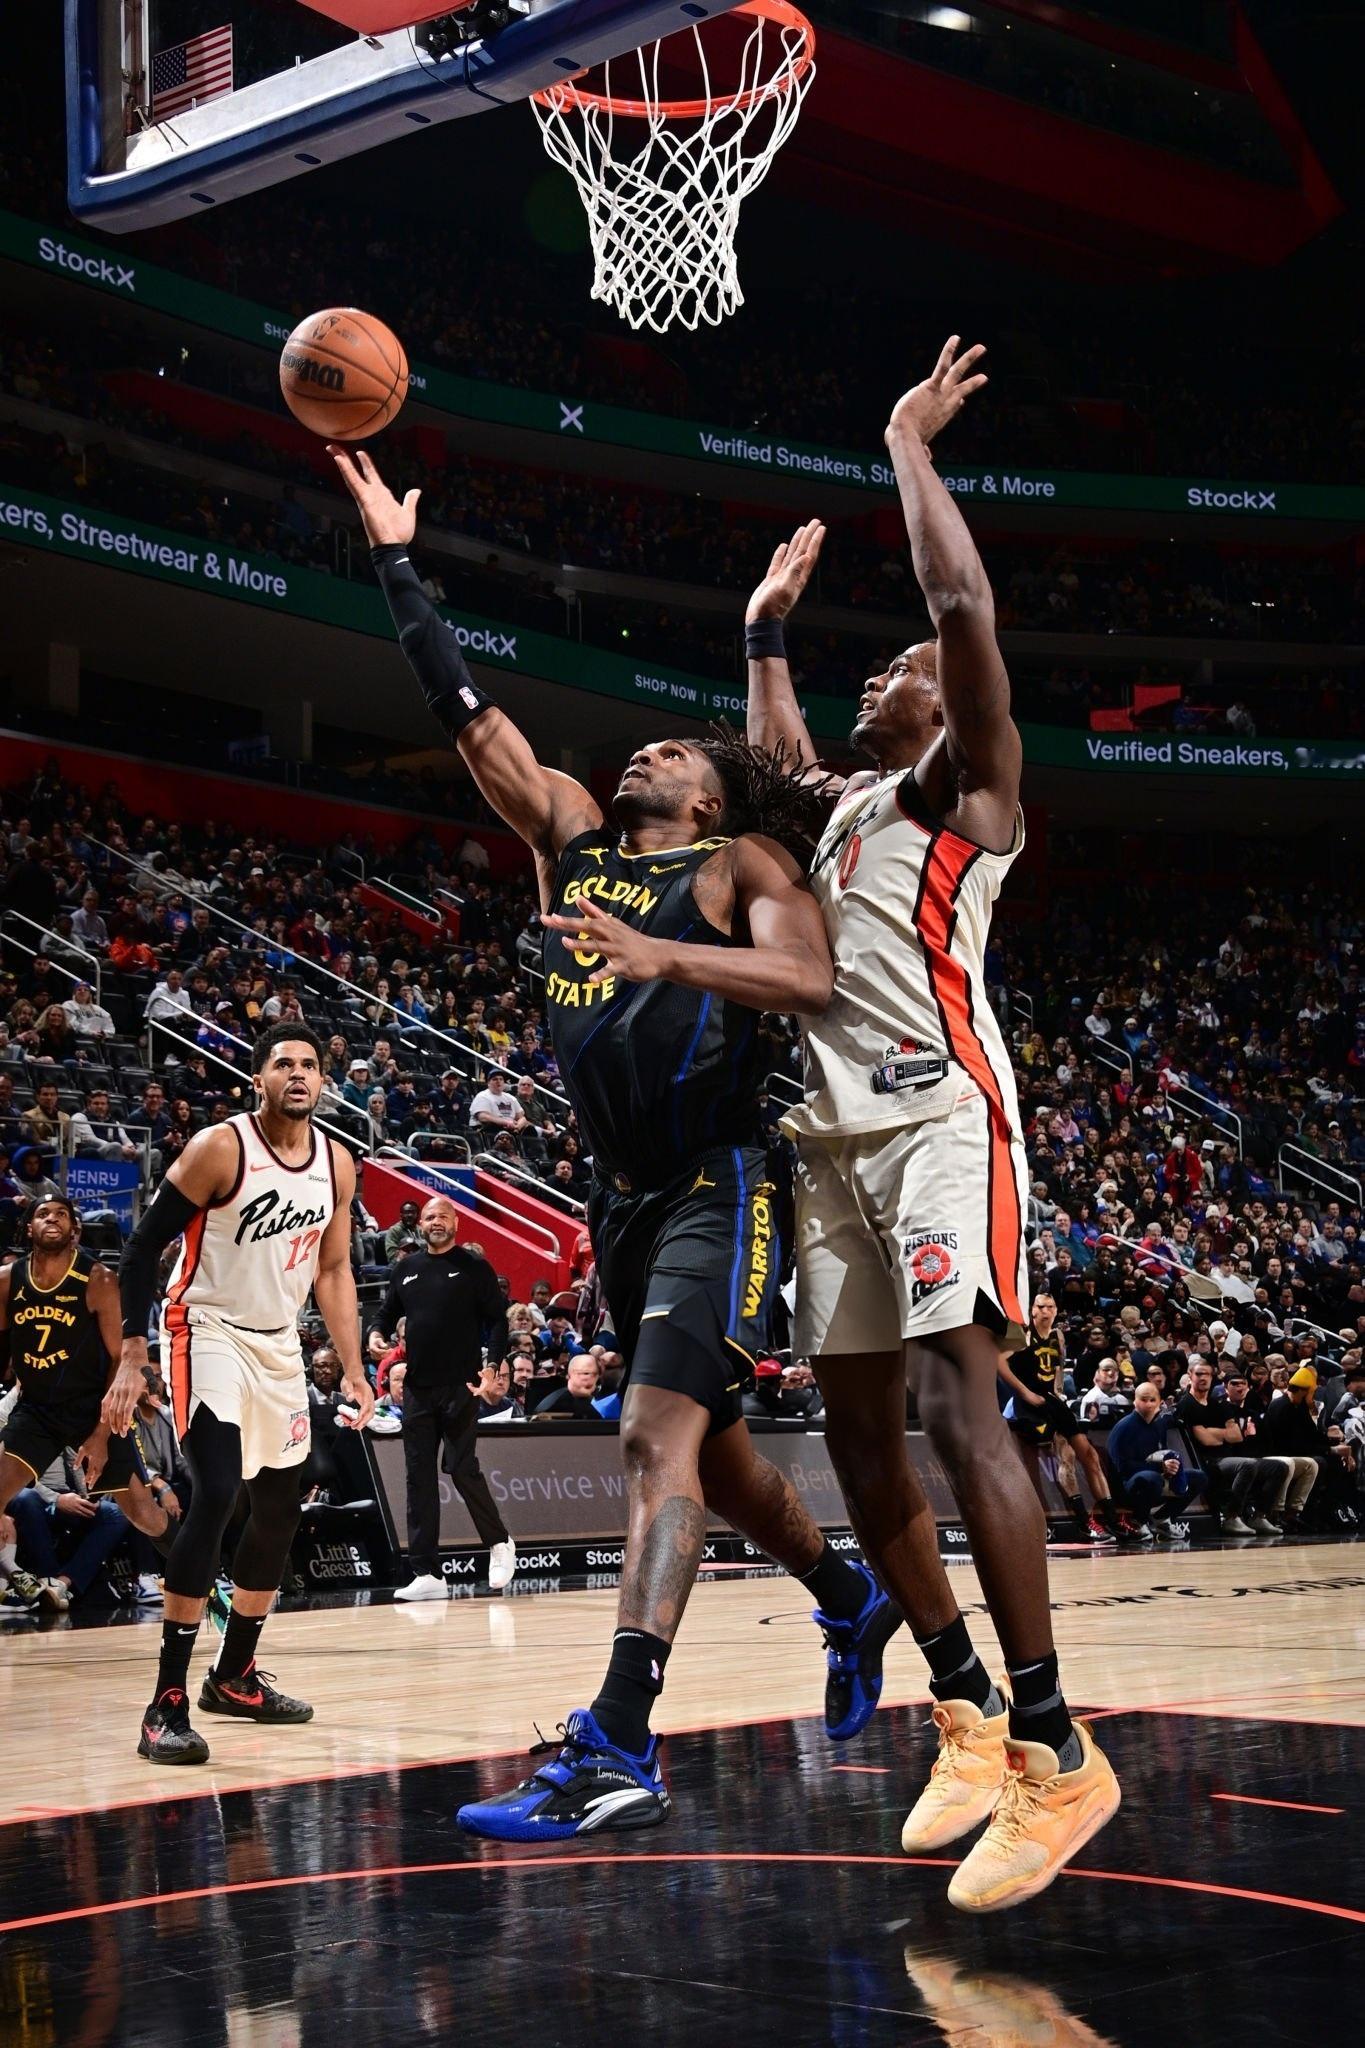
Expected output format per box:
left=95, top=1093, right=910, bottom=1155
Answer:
left=118, top=1181, right=201, bottom=1339
left=372, top=544, right=492, bottom=741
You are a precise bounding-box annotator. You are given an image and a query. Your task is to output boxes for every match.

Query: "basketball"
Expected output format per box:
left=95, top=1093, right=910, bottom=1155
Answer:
left=278, top=306, right=409, bottom=440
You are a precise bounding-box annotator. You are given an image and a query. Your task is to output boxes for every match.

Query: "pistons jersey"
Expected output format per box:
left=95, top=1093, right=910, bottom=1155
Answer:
left=164, top=1112, right=337, bottom=1332
left=786, top=766, right=1023, bottom=1141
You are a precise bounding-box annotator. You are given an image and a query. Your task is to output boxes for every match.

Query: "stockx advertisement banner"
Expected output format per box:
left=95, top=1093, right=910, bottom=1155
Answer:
left=6, top=483, right=1365, bottom=779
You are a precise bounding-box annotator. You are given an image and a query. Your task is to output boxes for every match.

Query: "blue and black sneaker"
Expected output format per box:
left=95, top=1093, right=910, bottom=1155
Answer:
left=456, top=1709, right=671, bottom=1842
left=816, top=1562, right=904, bottom=1741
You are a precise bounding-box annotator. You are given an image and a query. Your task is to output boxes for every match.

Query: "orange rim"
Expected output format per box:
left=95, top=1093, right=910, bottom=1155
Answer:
left=532, top=0, right=814, bottom=121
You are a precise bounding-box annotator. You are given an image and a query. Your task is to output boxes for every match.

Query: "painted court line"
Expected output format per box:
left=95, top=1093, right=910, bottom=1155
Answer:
left=3, top=1851, right=1363, bottom=1937
left=1210, top=1792, right=1345, bottom=1816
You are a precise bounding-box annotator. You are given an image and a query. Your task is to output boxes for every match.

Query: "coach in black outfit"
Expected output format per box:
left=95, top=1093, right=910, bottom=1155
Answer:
left=374, top=1194, right=513, bottom=1596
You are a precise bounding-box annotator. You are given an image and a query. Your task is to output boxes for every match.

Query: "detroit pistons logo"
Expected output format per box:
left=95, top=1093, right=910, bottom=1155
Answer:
left=905, top=1230, right=960, bottom=1306
left=284, top=1410, right=309, bottom=1452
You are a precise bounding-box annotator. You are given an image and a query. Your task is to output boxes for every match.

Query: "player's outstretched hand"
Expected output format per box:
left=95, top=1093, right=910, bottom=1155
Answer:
left=745, top=519, right=826, bottom=626
left=338, top=1369, right=376, bottom=1430
left=542, top=895, right=668, bottom=987
left=886, top=336, right=988, bottom=450
left=328, top=444, right=421, bottom=547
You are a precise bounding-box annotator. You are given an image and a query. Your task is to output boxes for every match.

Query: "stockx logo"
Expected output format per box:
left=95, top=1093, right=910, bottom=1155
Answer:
left=450, top=622, right=518, bottom=660
left=38, top=236, right=136, bottom=293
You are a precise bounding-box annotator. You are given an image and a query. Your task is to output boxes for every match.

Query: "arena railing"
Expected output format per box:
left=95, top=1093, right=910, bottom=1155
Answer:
left=1102, top=1233, right=1225, bottom=1309
left=1283, top=1314, right=1354, bottom=1355
left=0, top=909, right=103, bottom=1006
left=1086, top=1035, right=1134, bottom=1085
left=765, top=1070, right=802, bottom=1108
left=375, top=1146, right=564, bottom=1261
left=1, top=925, right=110, bottom=1023
left=473, top=1148, right=586, bottom=1221
left=82, top=830, right=577, bottom=1122
left=1007, top=986, right=1035, bottom=1033
left=1276, top=1143, right=1363, bottom=1212
left=149, top=1017, right=378, bottom=1161
left=1161, top=1078, right=1243, bottom=1157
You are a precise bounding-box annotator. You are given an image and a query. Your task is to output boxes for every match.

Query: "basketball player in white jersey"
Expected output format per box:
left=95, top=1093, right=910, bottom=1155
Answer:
left=745, top=338, right=1118, bottom=1911
left=105, top=1023, right=373, bottom=1763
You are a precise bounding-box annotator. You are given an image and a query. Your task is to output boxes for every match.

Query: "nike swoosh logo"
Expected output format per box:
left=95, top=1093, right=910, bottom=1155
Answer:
left=249, top=1164, right=273, bottom=1173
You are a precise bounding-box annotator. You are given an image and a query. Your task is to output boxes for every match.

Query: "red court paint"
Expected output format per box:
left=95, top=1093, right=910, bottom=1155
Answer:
left=1210, top=1792, right=1345, bottom=1816
left=3, top=1851, right=1363, bottom=1937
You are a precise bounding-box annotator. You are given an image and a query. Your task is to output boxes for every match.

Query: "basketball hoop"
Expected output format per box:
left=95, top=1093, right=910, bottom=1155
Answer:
left=531, top=0, right=816, bottom=334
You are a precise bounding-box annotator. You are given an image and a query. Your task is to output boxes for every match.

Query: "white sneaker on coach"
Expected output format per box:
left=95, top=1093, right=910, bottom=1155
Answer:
left=394, top=1573, right=449, bottom=1602
left=134, top=1574, right=165, bottom=1605
left=488, top=1540, right=517, bottom=1591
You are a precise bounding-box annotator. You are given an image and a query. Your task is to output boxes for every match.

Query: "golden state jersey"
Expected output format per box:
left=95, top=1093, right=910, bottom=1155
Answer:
left=164, top=1112, right=337, bottom=1333
left=543, top=830, right=764, bottom=1185
left=6, top=1248, right=107, bottom=1406
left=786, top=766, right=1024, bottom=1141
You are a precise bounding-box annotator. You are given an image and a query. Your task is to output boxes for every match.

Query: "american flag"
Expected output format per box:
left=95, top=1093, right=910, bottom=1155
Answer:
left=150, top=24, right=234, bottom=123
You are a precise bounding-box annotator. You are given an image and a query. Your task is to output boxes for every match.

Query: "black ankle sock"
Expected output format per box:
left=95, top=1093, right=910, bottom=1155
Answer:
left=916, top=1614, right=999, bottom=1714
left=591, top=1628, right=671, bottom=1755
left=798, top=1542, right=875, bottom=1623
left=216, top=1607, right=268, bottom=1682
left=155, top=1619, right=200, bottom=1701
left=1064, top=1494, right=1088, bottom=1525
left=1006, top=1652, right=1079, bottom=1766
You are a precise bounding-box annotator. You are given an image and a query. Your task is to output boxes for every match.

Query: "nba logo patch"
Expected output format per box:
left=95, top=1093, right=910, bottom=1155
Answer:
left=284, top=1409, right=310, bottom=1452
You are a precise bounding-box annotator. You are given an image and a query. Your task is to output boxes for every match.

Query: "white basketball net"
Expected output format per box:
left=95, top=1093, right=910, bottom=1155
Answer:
left=532, top=5, right=815, bottom=334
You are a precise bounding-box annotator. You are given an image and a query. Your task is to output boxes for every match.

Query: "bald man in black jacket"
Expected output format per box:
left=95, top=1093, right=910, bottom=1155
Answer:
left=374, top=1196, right=513, bottom=1597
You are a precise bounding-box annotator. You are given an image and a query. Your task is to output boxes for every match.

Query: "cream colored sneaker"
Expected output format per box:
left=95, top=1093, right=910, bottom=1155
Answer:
left=900, top=1691, right=1009, bottom=1853
left=947, top=1720, right=1120, bottom=1914
left=903, top=1947, right=1120, bottom=2047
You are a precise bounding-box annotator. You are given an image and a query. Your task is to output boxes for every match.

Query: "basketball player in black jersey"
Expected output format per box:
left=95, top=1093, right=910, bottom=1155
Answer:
left=1000, top=1294, right=1123, bottom=1544
left=334, top=445, right=902, bottom=1840
left=0, top=1197, right=174, bottom=1604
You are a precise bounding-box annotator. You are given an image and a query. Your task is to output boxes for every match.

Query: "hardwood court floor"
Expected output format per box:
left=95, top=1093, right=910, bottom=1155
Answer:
left=1, top=1540, right=1362, bottom=2047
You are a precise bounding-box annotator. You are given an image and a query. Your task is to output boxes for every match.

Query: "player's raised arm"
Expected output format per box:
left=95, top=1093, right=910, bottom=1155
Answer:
left=884, top=338, right=1022, bottom=846
left=330, top=447, right=601, bottom=876
left=743, top=521, right=842, bottom=794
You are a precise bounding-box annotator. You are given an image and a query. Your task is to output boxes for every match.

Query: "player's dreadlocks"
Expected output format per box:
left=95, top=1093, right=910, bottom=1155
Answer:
left=692, top=721, right=839, bottom=870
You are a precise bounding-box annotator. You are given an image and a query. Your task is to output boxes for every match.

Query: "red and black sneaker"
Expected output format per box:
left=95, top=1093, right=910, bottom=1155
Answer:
left=199, top=1664, right=314, bottom=1723
left=138, top=1688, right=211, bottom=1765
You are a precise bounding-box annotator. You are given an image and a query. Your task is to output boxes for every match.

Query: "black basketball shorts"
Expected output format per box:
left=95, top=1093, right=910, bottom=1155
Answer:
left=2, top=1396, right=149, bottom=1494
left=588, top=1144, right=780, bottom=1434
left=1007, top=1390, right=1081, bottom=1448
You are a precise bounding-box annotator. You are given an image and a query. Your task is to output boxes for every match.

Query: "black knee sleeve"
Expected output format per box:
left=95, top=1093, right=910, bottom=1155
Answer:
left=163, top=1405, right=244, bottom=1600
left=231, top=1463, right=305, bottom=1593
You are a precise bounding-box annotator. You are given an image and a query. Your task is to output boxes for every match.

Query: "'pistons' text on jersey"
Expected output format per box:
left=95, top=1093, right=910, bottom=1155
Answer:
left=543, top=832, right=765, bottom=1186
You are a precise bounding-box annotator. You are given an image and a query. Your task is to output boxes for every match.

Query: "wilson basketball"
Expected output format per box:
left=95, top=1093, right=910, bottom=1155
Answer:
left=278, top=307, right=409, bottom=440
